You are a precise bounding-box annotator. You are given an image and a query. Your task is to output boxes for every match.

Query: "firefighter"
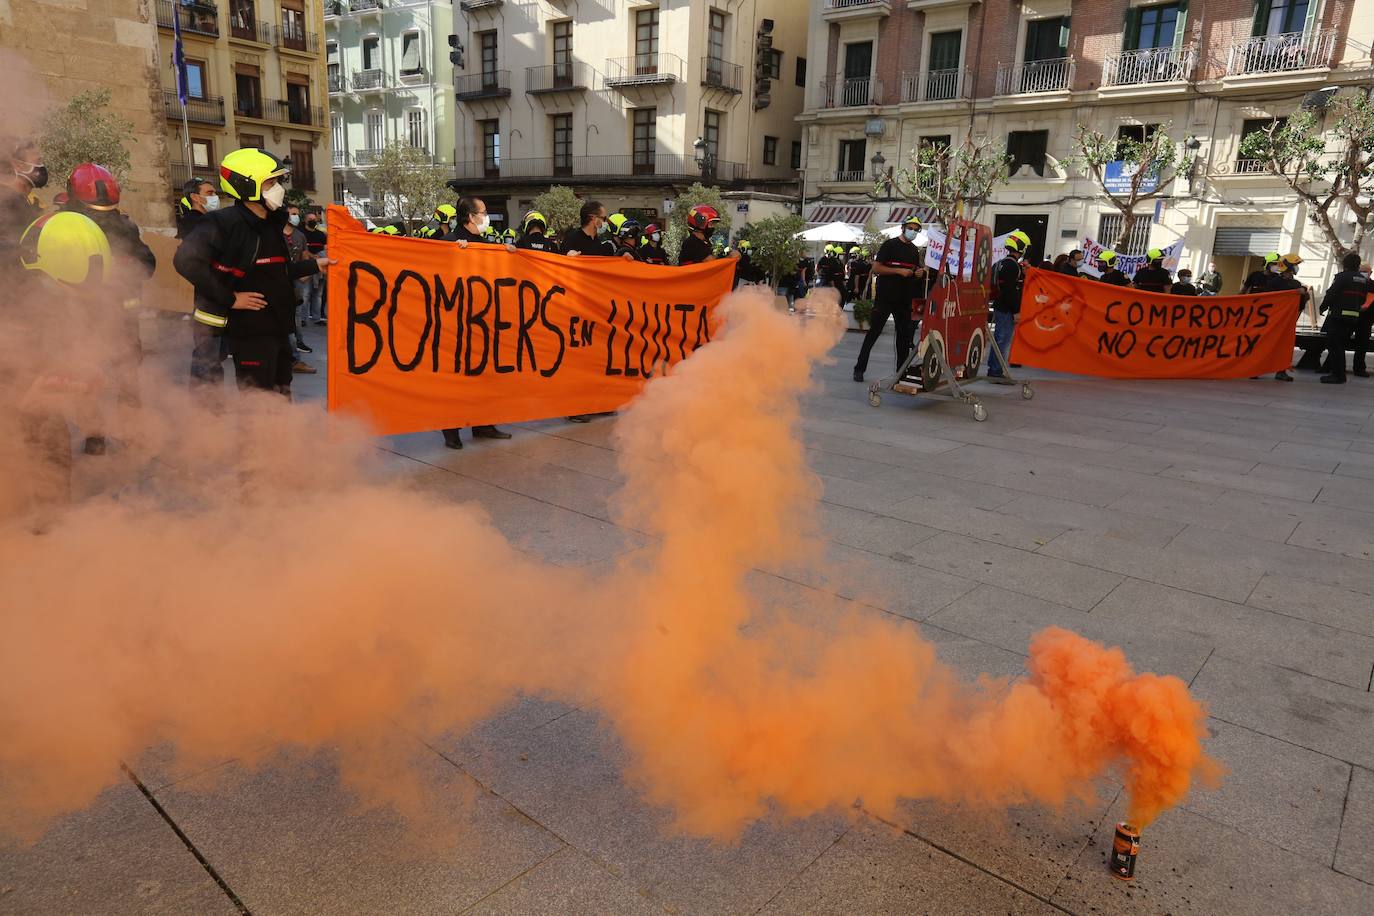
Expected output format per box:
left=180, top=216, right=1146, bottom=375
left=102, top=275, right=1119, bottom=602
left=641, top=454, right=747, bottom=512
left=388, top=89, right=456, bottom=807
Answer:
left=639, top=223, right=668, bottom=265
left=609, top=214, right=643, bottom=261
left=1269, top=254, right=1308, bottom=381
left=734, top=238, right=766, bottom=286
left=369, top=224, right=400, bottom=235
left=515, top=210, right=555, bottom=252
left=1319, top=252, right=1373, bottom=384
left=415, top=203, right=456, bottom=240
left=502, top=227, right=519, bottom=246
left=1243, top=252, right=1281, bottom=294
left=176, top=177, right=219, bottom=239
left=847, top=244, right=871, bottom=299
left=1170, top=268, right=1200, bottom=296
left=853, top=215, right=925, bottom=382
left=987, top=233, right=1026, bottom=383
left=1, top=137, right=46, bottom=271
left=174, top=148, right=332, bottom=397
left=1057, top=249, right=1084, bottom=277
left=679, top=205, right=735, bottom=265
left=818, top=244, right=844, bottom=294
left=1096, top=250, right=1130, bottom=286
left=1133, top=248, right=1172, bottom=293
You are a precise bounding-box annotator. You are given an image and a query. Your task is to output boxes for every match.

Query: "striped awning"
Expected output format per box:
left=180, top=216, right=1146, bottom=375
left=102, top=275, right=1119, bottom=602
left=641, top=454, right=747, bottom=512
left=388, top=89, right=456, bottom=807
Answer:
left=886, top=204, right=938, bottom=224
left=805, top=204, right=875, bottom=225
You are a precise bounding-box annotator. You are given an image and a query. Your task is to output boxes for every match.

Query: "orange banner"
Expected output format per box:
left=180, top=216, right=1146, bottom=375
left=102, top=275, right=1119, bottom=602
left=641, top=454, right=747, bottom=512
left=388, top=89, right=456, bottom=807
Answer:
left=1013, top=267, right=1303, bottom=379
left=324, top=207, right=735, bottom=435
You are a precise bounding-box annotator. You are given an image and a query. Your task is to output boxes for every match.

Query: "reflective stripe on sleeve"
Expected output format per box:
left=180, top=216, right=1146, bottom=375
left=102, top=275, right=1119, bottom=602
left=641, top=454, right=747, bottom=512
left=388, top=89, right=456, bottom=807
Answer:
left=193, top=308, right=228, bottom=328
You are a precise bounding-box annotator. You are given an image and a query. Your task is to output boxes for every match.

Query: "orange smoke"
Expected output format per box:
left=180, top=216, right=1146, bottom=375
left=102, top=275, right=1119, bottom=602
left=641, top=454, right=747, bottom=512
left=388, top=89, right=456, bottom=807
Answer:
left=0, top=283, right=1217, bottom=845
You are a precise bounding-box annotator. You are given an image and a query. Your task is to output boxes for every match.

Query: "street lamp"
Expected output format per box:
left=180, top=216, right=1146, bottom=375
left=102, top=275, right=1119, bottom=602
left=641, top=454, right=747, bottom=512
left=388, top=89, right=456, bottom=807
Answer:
left=870, top=150, right=889, bottom=200
left=693, top=136, right=708, bottom=177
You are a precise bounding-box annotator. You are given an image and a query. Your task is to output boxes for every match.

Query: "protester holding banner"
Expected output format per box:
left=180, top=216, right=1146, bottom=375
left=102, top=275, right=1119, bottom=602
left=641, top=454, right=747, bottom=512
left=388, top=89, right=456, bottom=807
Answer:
left=852, top=217, right=925, bottom=383
left=515, top=211, right=555, bottom=252
left=986, top=234, right=1026, bottom=383
left=1056, top=250, right=1083, bottom=278
left=1096, top=251, right=1130, bottom=287
left=1171, top=269, right=1199, bottom=296
left=680, top=206, right=736, bottom=266
left=1243, top=254, right=1281, bottom=294
left=640, top=224, right=668, bottom=265
left=561, top=200, right=616, bottom=257
left=1133, top=250, right=1172, bottom=294
left=1318, top=252, right=1373, bottom=384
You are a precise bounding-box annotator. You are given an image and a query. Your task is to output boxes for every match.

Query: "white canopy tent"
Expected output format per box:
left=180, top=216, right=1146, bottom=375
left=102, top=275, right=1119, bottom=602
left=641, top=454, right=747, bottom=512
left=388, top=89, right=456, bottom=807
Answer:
left=795, top=221, right=866, bottom=244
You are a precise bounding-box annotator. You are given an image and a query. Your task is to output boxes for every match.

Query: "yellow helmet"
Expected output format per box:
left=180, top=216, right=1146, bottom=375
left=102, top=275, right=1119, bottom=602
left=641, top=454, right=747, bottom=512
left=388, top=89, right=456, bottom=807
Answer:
left=1263, top=252, right=1280, bottom=264
left=1004, top=235, right=1024, bottom=253
left=1281, top=253, right=1303, bottom=270
left=607, top=213, right=628, bottom=234
left=522, top=210, right=547, bottom=232
left=738, top=239, right=752, bottom=251
left=434, top=203, right=457, bottom=222
left=1099, top=249, right=1119, bottom=266
left=219, top=147, right=289, bottom=202
left=1010, top=229, right=1031, bottom=249
left=20, top=211, right=112, bottom=287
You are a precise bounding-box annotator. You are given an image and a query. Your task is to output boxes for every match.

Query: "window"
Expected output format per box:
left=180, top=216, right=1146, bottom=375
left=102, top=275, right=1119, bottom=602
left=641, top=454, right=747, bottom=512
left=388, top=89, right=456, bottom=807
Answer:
left=326, top=42, right=340, bottom=90
left=280, top=0, right=305, bottom=51
left=191, top=138, right=213, bottom=169
left=1006, top=129, right=1049, bottom=176
left=837, top=138, right=866, bottom=181
left=1024, top=16, right=1070, bottom=62
left=365, top=111, right=384, bottom=151
left=841, top=42, right=873, bottom=104
left=763, top=135, right=777, bottom=165
left=633, top=107, right=656, bottom=174
left=406, top=109, right=425, bottom=150
left=362, top=35, right=380, bottom=71
left=921, top=134, right=952, bottom=152
left=708, top=10, right=727, bottom=65
left=926, top=31, right=962, bottom=99
left=1126, top=3, right=1181, bottom=51
left=1255, top=0, right=1310, bottom=37
left=635, top=8, right=659, bottom=70
left=286, top=81, right=310, bottom=125
left=1098, top=213, right=1150, bottom=255
left=552, top=113, right=572, bottom=174
left=1238, top=117, right=1284, bottom=171
left=479, top=31, right=498, bottom=83
left=703, top=109, right=721, bottom=174
left=1116, top=123, right=1160, bottom=156
left=291, top=139, right=315, bottom=191
left=234, top=70, right=262, bottom=118
left=553, top=20, right=573, bottom=84
left=790, top=139, right=802, bottom=169
left=796, top=56, right=807, bottom=87
left=331, top=113, right=344, bottom=155
left=229, top=0, right=255, bottom=39
left=765, top=50, right=782, bottom=80
left=480, top=119, right=500, bottom=176
left=239, top=133, right=264, bottom=149
left=400, top=31, right=422, bottom=75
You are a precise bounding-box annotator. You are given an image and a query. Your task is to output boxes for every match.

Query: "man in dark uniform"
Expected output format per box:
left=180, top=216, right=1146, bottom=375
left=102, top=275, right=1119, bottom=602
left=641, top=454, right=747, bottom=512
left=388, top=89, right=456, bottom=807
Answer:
left=847, top=246, right=871, bottom=299
left=1096, top=250, right=1130, bottom=286
left=640, top=223, right=668, bottom=265
left=734, top=239, right=767, bottom=286
left=414, top=203, right=456, bottom=240
left=853, top=217, right=925, bottom=382
left=1319, top=252, right=1372, bottom=384
left=561, top=199, right=616, bottom=257
left=1242, top=253, right=1281, bottom=294
left=1057, top=249, right=1083, bottom=277
left=817, top=244, right=844, bottom=295
left=1353, top=262, right=1374, bottom=378
left=514, top=210, right=555, bottom=251
left=1132, top=248, right=1172, bottom=293
left=680, top=205, right=733, bottom=265
left=0, top=137, right=45, bottom=269
left=1268, top=254, right=1308, bottom=382
left=1170, top=269, right=1199, bottom=296
left=176, top=177, right=219, bottom=240
left=987, top=234, right=1026, bottom=383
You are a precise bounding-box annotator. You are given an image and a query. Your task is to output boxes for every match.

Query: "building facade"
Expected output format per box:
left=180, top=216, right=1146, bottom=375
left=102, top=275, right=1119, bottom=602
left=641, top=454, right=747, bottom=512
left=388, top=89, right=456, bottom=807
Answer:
left=154, top=0, right=332, bottom=208
left=324, top=0, right=457, bottom=218
left=438, top=0, right=808, bottom=232
left=799, top=0, right=1374, bottom=294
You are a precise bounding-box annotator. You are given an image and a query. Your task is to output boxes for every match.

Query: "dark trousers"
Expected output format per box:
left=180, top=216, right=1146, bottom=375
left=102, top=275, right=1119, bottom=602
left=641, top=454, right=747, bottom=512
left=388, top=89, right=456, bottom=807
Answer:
left=190, top=320, right=227, bottom=388
left=854, top=299, right=915, bottom=375
left=230, top=336, right=294, bottom=393
left=1323, top=314, right=1360, bottom=380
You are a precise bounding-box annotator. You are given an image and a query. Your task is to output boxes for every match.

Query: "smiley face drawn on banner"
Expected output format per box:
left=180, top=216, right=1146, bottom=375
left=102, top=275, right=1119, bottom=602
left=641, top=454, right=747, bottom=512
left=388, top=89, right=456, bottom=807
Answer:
left=1019, top=291, right=1085, bottom=351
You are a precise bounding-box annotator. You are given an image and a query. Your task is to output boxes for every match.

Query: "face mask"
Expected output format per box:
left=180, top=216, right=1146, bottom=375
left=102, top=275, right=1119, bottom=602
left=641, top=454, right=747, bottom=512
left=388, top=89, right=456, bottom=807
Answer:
left=289, top=214, right=301, bottom=226
left=903, top=228, right=918, bottom=241
left=306, top=219, right=317, bottom=228
left=474, top=214, right=490, bottom=233
left=262, top=182, right=286, bottom=210
left=650, top=232, right=661, bottom=244
left=1179, top=275, right=1191, bottom=284
left=15, top=160, right=48, bottom=189
left=1269, top=264, right=1282, bottom=274
left=203, top=194, right=220, bottom=211
left=449, top=219, right=458, bottom=231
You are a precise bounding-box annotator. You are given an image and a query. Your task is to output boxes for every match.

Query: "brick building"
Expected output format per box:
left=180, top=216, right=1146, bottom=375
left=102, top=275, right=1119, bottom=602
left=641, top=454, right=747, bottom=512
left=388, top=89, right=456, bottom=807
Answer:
left=799, top=0, right=1374, bottom=294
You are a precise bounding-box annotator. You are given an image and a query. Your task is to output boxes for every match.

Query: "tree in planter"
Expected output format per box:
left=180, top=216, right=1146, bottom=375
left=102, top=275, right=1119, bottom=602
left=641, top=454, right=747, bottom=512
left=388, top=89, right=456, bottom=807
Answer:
left=665, top=182, right=730, bottom=264
left=39, top=89, right=134, bottom=187
left=366, top=141, right=450, bottom=228
left=1064, top=122, right=1192, bottom=251
left=1238, top=92, right=1374, bottom=260
left=531, top=184, right=581, bottom=236
left=737, top=213, right=804, bottom=287
left=888, top=135, right=1010, bottom=232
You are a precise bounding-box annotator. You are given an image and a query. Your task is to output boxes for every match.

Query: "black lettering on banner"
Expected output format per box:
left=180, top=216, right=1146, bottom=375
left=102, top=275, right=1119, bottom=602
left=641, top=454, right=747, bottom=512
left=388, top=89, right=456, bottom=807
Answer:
left=387, top=269, right=433, bottom=372
left=1224, top=305, right=1246, bottom=328
left=674, top=304, right=695, bottom=360
left=433, top=274, right=465, bottom=373
left=621, top=299, right=640, bottom=378
left=515, top=280, right=541, bottom=372
left=1189, top=304, right=1205, bottom=328
left=465, top=276, right=493, bottom=375
left=1105, top=301, right=1122, bottom=325
left=660, top=304, right=674, bottom=368
left=637, top=299, right=653, bottom=378
left=580, top=321, right=594, bottom=347
left=348, top=261, right=386, bottom=374
left=1127, top=302, right=1144, bottom=326
left=492, top=277, right=517, bottom=374
left=1148, top=304, right=1169, bottom=327
left=1171, top=304, right=1187, bottom=327
left=604, top=300, right=621, bottom=376
left=567, top=315, right=581, bottom=349
left=1146, top=335, right=1162, bottom=358
left=693, top=307, right=712, bottom=351
left=1162, top=335, right=1185, bottom=359
left=1255, top=303, right=1272, bottom=329
left=1097, top=329, right=1137, bottom=358
left=647, top=303, right=664, bottom=372
left=538, top=285, right=567, bottom=378
left=1208, top=307, right=1226, bottom=330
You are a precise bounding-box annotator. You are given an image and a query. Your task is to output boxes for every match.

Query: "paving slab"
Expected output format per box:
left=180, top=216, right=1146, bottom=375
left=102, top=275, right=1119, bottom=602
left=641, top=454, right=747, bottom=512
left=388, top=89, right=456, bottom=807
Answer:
left=0, top=784, right=238, bottom=916
left=464, top=846, right=667, bottom=916
left=764, top=543, right=980, bottom=622
left=901, top=533, right=1124, bottom=611
left=1246, top=572, right=1374, bottom=637
left=1038, top=528, right=1264, bottom=603
left=995, top=493, right=1186, bottom=548
left=1335, top=766, right=1374, bottom=882
left=818, top=502, right=940, bottom=554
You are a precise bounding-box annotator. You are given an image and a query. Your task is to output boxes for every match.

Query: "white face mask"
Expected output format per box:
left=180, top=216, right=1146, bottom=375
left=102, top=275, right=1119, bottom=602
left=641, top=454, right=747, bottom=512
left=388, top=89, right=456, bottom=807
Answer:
left=474, top=214, right=490, bottom=233
left=203, top=194, right=220, bottom=211
left=903, top=228, right=918, bottom=241
left=288, top=214, right=300, bottom=226
left=262, top=182, right=286, bottom=210
left=1269, top=263, right=1282, bottom=274
left=650, top=232, right=661, bottom=244
left=448, top=219, right=458, bottom=231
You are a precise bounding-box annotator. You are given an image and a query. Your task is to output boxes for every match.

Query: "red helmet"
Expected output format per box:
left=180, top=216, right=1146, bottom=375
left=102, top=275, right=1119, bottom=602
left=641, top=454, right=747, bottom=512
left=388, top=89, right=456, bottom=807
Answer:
left=643, top=222, right=661, bottom=236
left=68, top=163, right=121, bottom=210
left=686, top=205, right=720, bottom=233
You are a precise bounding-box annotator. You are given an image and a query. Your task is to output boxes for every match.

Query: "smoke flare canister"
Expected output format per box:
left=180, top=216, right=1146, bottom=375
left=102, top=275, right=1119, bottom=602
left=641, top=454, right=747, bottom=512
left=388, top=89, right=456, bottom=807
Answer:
left=1109, top=822, right=1141, bottom=880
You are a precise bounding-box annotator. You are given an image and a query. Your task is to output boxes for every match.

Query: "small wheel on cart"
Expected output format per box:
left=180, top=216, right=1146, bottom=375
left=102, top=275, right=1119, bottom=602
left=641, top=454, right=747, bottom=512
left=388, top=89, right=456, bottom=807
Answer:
left=868, top=385, right=882, bottom=408
left=1021, top=383, right=1034, bottom=401
left=972, top=402, right=989, bottom=422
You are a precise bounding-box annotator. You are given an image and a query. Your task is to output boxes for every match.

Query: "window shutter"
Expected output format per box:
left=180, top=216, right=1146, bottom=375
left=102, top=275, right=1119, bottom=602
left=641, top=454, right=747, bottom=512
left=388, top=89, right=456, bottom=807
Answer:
left=1123, top=8, right=1141, bottom=52
left=1059, top=17, right=1071, bottom=56
left=1173, top=2, right=1189, bottom=49
left=1302, top=0, right=1319, bottom=34
left=1252, top=0, right=1271, bottom=38
left=401, top=34, right=420, bottom=72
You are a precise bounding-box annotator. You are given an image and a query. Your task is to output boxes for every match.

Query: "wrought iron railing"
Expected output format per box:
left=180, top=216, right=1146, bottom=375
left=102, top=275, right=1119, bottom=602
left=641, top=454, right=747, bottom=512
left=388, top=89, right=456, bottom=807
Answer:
left=1226, top=30, right=1336, bottom=75
left=331, top=150, right=348, bottom=168
left=228, top=15, right=271, bottom=43
left=820, top=77, right=881, bottom=107
left=352, top=69, right=390, bottom=91
left=995, top=56, right=1074, bottom=95
left=450, top=154, right=749, bottom=183
left=1103, top=45, right=1196, bottom=85
left=163, top=91, right=226, bottom=125
left=156, top=0, right=220, bottom=37
left=604, top=53, right=686, bottom=86
left=900, top=67, right=967, bottom=102
left=527, top=61, right=594, bottom=93
left=277, top=21, right=318, bottom=53
left=701, top=57, right=743, bottom=92
left=455, top=70, right=511, bottom=99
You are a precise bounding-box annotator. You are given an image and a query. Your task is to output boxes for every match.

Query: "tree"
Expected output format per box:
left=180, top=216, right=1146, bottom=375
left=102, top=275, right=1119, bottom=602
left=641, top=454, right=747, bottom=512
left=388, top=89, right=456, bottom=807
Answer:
left=531, top=184, right=581, bottom=236
left=665, top=182, right=730, bottom=265
left=888, top=136, right=1010, bottom=232
left=1239, top=92, right=1374, bottom=260
left=739, top=213, right=804, bottom=287
left=366, top=142, right=449, bottom=227
left=1065, top=122, right=1191, bottom=251
left=285, top=188, right=313, bottom=211
left=39, top=89, right=134, bottom=187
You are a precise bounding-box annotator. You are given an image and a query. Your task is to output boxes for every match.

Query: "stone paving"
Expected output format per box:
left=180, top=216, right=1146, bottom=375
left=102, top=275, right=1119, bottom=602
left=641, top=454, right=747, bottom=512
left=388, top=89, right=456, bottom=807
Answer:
left=3, top=321, right=1373, bottom=915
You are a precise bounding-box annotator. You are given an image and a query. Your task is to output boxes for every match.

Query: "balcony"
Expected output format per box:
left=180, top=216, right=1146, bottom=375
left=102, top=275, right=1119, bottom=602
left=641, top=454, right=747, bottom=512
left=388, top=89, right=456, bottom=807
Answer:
left=603, top=54, right=685, bottom=88
left=828, top=169, right=868, bottom=183
left=448, top=154, right=750, bottom=186
left=459, top=0, right=501, bottom=8
left=1226, top=30, right=1336, bottom=76
left=324, top=0, right=344, bottom=16
left=821, top=0, right=892, bottom=21
left=700, top=57, right=743, bottom=93
left=331, top=150, right=348, bottom=168
left=155, top=0, right=220, bottom=37
left=350, top=0, right=384, bottom=12
left=398, top=66, right=429, bottom=84
left=354, top=148, right=384, bottom=166
left=328, top=71, right=345, bottom=94
left=276, top=22, right=319, bottom=54
left=163, top=90, right=226, bottom=125
left=234, top=94, right=264, bottom=120
left=351, top=69, right=391, bottom=92
left=228, top=16, right=271, bottom=44
left=527, top=61, right=594, bottom=94
left=820, top=77, right=881, bottom=108
left=900, top=67, right=968, bottom=103
left=455, top=70, right=511, bottom=100
left=995, top=57, right=1074, bottom=95
left=169, top=161, right=193, bottom=188
left=263, top=98, right=325, bottom=127
left=1103, top=45, right=1196, bottom=87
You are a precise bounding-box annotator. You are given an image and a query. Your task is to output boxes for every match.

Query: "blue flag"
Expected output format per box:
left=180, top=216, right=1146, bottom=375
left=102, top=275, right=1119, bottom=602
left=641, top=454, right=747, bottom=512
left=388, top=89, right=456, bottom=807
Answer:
left=172, top=5, right=188, bottom=104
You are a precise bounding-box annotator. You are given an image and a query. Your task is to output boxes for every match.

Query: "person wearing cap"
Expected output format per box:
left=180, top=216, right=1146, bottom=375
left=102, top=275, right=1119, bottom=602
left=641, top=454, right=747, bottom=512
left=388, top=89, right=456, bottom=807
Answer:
left=846, top=245, right=871, bottom=300
left=516, top=210, right=555, bottom=252
left=1242, top=253, right=1281, bottom=294
left=853, top=216, right=926, bottom=382
left=1319, top=251, right=1373, bottom=384
left=986, top=233, right=1026, bottom=383
left=415, top=203, right=457, bottom=240
left=607, top=213, right=643, bottom=261
left=1170, top=268, right=1199, bottom=296
left=1133, top=248, right=1172, bottom=294
left=1268, top=254, right=1309, bottom=382
left=1096, top=250, right=1130, bottom=287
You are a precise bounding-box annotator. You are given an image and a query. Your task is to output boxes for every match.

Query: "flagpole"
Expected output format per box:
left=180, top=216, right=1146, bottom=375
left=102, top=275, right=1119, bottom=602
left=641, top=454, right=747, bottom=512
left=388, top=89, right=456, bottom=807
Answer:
left=172, top=4, right=193, bottom=180
left=180, top=101, right=192, bottom=173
